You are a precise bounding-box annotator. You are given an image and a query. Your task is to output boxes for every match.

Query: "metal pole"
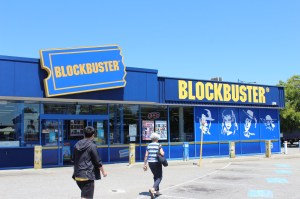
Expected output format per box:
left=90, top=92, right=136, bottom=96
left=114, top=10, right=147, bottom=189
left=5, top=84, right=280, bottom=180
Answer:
left=198, top=120, right=205, bottom=167
left=198, top=130, right=203, bottom=166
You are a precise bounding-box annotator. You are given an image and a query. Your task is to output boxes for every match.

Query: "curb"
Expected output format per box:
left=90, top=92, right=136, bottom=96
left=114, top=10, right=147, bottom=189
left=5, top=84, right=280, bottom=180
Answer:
left=127, top=153, right=300, bottom=168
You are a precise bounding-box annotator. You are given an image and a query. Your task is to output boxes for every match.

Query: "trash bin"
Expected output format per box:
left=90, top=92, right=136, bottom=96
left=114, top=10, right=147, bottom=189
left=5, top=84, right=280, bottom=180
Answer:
left=129, top=143, right=135, bottom=165
left=183, top=142, right=189, bottom=161
left=229, top=142, right=235, bottom=158
left=34, top=145, right=42, bottom=169
left=265, top=140, right=271, bottom=158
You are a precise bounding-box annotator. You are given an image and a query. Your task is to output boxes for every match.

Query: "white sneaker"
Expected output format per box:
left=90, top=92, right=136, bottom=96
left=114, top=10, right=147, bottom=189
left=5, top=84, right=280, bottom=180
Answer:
left=155, top=191, right=161, bottom=196
left=149, top=188, right=155, bottom=199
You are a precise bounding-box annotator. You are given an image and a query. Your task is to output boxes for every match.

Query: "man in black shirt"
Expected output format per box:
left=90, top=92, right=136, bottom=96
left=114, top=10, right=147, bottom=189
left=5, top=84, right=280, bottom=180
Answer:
left=73, top=126, right=107, bottom=199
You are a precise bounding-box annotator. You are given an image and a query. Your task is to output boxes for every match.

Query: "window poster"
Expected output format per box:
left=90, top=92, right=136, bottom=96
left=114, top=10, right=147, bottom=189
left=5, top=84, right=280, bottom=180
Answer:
left=24, top=113, right=39, bottom=141
left=129, top=124, right=137, bottom=142
left=155, top=120, right=167, bottom=140
left=63, top=143, right=71, bottom=161
left=129, top=124, right=137, bottom=137
left=142, top=120, right=154, bottom=140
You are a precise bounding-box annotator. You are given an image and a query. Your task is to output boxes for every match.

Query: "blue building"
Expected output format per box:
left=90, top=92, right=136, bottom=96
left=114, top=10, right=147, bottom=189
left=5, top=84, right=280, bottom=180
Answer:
left=0, top=45, right=284, bottom=169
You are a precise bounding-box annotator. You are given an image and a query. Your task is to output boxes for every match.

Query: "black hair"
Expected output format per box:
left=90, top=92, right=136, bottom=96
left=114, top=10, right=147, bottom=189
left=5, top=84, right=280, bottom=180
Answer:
left=84, top=126, right=95, bottom=138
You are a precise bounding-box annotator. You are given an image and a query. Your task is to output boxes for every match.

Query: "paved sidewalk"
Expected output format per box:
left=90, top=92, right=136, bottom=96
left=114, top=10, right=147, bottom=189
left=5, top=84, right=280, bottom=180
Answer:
left=0, top=147, right=299, bottom=199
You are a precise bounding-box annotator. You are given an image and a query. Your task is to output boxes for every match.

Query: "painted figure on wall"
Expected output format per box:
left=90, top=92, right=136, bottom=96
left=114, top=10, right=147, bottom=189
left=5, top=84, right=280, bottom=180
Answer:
left=221, top=110, right=238, bottom=136
left=243, top=110, right=257, bottom=138
left=261, top=115, right=276, bottom=131
left=200, top=109, right=215, bottom=135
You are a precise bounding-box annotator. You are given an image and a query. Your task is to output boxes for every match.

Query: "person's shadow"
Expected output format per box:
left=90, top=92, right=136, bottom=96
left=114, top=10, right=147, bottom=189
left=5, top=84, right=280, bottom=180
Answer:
left=139, top=191, right=161, bottom=198
left=139, top=191, right=150, bottom=196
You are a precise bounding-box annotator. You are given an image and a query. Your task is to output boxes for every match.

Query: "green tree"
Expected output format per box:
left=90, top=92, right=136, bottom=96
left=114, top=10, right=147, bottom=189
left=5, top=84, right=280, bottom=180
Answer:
left=278, top=75, right=300, bottom=133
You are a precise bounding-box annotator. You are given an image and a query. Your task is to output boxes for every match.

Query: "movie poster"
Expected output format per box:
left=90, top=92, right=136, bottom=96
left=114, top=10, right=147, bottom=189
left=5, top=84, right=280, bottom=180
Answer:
left=142, top=120, right=154, bottom=140
left=155, top=120, right=167, bottom=140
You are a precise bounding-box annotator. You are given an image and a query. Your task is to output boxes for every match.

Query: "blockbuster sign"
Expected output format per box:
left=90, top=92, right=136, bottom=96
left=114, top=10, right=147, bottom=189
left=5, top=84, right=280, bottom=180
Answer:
left=40, top=45, right=127, bottom=97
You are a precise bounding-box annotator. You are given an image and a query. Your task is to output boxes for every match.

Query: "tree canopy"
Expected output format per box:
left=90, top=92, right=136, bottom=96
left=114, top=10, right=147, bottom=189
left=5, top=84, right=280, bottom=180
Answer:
left=278, top=75, right=300, bottom=133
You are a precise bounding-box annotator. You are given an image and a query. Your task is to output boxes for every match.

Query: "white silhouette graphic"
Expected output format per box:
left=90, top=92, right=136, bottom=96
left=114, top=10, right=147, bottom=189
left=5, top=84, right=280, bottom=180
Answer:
left=221, top=110, right=238, bottom=136
left=243, top=110, right=257, bottom=138
left=261, top=115, right=276, bottom=131
left=200, top=109, right=215, bottom=135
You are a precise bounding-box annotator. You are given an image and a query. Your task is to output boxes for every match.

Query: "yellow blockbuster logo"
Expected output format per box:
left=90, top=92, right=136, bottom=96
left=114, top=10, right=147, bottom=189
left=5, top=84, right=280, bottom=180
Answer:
left=178, top=80, right=267, bottom=103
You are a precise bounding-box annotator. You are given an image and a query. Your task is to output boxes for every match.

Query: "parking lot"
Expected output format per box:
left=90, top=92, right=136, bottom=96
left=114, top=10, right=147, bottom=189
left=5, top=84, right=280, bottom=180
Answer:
left=0, top=148, right=299, bottom=199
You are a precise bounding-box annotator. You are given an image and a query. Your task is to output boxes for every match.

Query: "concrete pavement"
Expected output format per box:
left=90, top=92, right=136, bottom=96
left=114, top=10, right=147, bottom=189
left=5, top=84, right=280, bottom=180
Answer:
left=0, top=147, right=299, bottom=199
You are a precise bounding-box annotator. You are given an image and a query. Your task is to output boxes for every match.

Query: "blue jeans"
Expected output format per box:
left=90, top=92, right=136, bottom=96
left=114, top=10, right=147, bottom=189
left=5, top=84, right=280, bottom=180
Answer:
left=148, top=162, right=163, bottom=191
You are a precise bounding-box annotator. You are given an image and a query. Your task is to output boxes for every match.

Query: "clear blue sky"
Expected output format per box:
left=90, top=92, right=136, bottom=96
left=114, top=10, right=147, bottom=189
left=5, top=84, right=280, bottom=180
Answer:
left=0, top=0, right=299, bottom=86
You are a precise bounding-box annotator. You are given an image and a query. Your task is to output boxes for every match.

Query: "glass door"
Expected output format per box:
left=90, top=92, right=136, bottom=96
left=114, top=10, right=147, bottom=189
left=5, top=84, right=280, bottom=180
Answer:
left=40, top=114, right=110, bottom=165
left=41, top=119, right=64, bottom=166
left=86, top=120, right=107, bottom=145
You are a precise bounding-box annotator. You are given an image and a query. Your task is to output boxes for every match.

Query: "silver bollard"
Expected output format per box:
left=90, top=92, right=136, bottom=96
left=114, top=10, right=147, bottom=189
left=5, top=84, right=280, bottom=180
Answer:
left=284, top=141, right=288, bottom=154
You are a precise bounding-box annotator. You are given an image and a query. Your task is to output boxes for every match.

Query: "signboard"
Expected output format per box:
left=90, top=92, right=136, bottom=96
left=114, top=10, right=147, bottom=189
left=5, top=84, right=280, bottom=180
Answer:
left=40, top=45, right=127, bottom=97
left=164, top=78, right=282, bottom=106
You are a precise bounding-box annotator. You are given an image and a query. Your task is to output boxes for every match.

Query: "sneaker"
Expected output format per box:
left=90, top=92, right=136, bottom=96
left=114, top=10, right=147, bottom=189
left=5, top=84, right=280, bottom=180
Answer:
left=149, top=188, right=155, bottom=199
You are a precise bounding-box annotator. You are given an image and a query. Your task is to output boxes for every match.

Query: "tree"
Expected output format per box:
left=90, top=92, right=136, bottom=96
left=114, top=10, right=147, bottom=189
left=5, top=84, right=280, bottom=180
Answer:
left=278, top=75, right=300, bottom=133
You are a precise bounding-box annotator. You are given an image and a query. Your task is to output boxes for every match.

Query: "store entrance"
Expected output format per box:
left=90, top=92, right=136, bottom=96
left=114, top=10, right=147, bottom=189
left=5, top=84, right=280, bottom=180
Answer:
left=40, top=114, right=108, bottom=167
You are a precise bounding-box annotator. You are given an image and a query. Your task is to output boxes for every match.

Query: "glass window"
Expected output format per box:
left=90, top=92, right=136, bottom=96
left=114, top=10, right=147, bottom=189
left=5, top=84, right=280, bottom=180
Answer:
left=23, top=103, right=40, bottom=146
left=43, top=103, right=76, bottom=114
left=169, top=106, right=194, bottom=142
left=109, top=104, right=122, bottom=144
left=41, top=119, right=59, bottom=146
left=92, top=120, right=108, bottom=145
left=0, top=102, right=22, bottom=147
left=141, top=105, right=168, bottom=143
left=42, top=103, right=108, bottom=115
left=123, top=105, right=139, bottom=144
left=77, top=104, right=108, bottom=115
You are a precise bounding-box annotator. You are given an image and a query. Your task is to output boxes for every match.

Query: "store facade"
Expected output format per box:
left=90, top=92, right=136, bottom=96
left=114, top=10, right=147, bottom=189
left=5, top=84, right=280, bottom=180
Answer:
left=0, top=45, right=284, bottom=169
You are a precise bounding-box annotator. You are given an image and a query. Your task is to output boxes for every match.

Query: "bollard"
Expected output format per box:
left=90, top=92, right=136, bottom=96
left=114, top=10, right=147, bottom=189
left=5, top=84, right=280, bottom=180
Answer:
left=34, top=145, right=42, bottom=169
left=183, top=142, right=189, bottom=161
left=284, top=141, right=288, bottom=154
left=265, top=140, right=271, bottom=158
left=229, top=142, right=235, bottom=158
left=129, top=143, right=135, bottom=165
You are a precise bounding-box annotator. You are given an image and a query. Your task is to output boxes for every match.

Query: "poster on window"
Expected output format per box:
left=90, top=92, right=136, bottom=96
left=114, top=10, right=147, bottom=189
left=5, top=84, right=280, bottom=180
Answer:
left=63, top=143, right=71, bottom=161
left=129, top=124, right=137, bottom=142
left=24, top=113, right=39, bottom=141
left=155, top=120, right=167, bottom=140
left=142, top=120, right=154, bottom=140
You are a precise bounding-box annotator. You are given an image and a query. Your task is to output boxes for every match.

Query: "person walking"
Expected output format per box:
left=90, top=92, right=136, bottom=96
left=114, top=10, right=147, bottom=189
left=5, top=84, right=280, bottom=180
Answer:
left=143, top=132, right=165, bottom=199
left=72, top=126, right=107, bottom=199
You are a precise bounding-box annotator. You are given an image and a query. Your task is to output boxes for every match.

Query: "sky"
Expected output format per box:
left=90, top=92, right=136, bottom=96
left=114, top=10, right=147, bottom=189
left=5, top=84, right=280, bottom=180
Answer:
left=0, top=0, right=299, bottom=86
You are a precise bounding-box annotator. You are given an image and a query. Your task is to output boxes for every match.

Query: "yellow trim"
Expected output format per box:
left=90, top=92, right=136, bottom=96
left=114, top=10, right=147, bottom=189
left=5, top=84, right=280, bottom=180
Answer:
left=42, top=146, right=59, bottom=150
left=97, top=145, right=109, bottom=148
left=75, top=177, right=89, bottom=181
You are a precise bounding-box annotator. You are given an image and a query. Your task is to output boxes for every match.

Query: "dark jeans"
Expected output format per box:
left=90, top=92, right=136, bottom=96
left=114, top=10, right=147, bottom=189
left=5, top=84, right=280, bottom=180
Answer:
left=148, top=162, right=163, bottom=191
left=76, top=180, right=95, bottom=199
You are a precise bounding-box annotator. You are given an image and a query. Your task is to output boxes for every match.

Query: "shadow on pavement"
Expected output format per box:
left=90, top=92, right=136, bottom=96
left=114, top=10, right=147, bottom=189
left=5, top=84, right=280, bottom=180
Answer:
left=139, top=191, right=150, bottom=196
